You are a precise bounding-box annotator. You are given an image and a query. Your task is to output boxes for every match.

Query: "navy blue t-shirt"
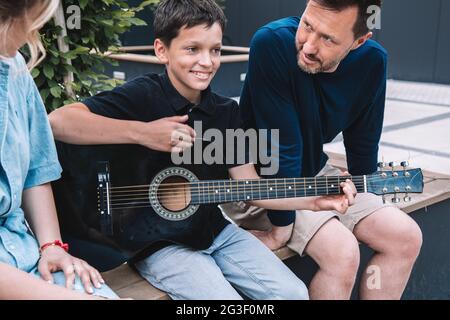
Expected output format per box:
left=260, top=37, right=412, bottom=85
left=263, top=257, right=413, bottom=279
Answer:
left=240, top=17, right=388, bottom=226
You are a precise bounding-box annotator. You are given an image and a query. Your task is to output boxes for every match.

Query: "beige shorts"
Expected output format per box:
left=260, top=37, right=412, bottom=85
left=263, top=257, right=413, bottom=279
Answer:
left=220, top=164, right=394, bottom=256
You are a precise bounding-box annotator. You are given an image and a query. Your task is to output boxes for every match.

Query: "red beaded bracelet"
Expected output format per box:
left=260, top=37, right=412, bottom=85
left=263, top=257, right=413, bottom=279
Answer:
left=40, top=240, right=69, bottom=253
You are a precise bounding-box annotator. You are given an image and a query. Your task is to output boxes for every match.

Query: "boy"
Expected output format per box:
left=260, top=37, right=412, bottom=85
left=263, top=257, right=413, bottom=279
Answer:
left=49, top=0, right=355, bottom=300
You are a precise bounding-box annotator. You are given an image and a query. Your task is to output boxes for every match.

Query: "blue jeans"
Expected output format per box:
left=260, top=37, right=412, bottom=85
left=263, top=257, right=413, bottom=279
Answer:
left=32, top=268, right=118, bottom=299
left=134, top=224, right=308, bottom=300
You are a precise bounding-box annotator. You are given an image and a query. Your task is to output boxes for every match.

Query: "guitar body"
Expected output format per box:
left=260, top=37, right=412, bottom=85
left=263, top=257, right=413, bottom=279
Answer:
left=53, top=142, right=224, bottom=261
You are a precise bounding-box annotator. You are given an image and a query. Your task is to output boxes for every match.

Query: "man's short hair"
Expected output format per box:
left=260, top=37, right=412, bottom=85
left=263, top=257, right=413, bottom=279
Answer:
left=154, top=0, right=227, bottom=46
left=309, top=0, right=382, bottom=38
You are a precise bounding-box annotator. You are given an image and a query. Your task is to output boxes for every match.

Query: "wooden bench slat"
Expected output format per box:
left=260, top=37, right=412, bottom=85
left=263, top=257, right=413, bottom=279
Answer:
left=115, top=280, right=169, bottom=300
left=101, top=264, right=143, bottom=291
left=398, top=179, right=450, bottom=213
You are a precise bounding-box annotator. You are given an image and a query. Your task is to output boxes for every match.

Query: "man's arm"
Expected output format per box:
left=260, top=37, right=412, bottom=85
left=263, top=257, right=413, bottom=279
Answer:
left=228, top=163, right=356, bottom=214
left=343, top=51, right=387, bottom=175
left=240, top=27, right=304, bottom=226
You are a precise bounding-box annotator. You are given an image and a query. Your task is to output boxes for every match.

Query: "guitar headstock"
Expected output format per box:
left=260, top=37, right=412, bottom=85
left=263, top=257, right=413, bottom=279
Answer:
left=367, top=161, right=424, bottom=203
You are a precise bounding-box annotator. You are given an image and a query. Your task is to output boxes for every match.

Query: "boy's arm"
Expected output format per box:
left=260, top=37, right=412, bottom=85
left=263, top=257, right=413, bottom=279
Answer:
left=228, top=164, right=356, bottom=214
left=49, top=103, right=195, bottom=152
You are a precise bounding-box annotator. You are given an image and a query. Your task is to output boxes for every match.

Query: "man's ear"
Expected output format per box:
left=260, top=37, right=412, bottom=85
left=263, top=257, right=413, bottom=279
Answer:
left=154, top=38, right=169, bottom=64
left=351, top=31, right=373, bottom=50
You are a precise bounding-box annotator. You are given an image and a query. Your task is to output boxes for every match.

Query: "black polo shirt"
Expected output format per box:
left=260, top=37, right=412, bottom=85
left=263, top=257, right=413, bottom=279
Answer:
left=83, top=72, right=245, bottom=252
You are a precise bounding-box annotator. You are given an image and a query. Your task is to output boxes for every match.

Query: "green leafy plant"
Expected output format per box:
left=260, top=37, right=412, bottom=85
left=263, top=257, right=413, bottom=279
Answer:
left=26, top=0, right=158, bottom=112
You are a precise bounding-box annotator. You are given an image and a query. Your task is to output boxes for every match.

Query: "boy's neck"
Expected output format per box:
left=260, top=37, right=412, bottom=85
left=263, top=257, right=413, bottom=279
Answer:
left=166, top=70, right=202, bottom=105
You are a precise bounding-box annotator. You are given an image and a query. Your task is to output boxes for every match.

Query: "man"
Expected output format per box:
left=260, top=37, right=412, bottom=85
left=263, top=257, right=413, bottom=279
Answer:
left=222, top=0, right=423, bottom=300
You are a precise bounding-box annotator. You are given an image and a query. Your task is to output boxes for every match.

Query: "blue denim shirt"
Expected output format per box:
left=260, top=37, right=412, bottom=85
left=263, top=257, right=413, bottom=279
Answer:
left=0, top=54, right=62, bottom=272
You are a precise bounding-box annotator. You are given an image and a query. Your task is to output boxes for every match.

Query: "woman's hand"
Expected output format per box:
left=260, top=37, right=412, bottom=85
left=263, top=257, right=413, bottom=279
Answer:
left=38, top=246, right=105, bottom=294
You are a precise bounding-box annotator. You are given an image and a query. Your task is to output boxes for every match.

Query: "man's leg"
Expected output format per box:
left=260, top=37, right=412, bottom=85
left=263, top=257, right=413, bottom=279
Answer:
left=299, top=218, right=360, bottom=299
left=221, top=197, right=360, bottom=299
left=353, top=206, right=422, bottom=300
left=212, top=224, right=309, bottom=300
left=134, top=244, right=242, bottom=300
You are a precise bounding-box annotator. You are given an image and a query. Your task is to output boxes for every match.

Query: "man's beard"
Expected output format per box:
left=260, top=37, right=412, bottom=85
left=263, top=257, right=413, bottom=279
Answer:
left=296, top=46, right=352, bottom=74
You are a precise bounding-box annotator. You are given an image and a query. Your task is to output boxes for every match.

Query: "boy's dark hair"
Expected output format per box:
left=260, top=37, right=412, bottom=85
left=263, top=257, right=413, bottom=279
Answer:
left=154, top=0, right=227, bottom=46
left=309, top=0, right=382, bottom=39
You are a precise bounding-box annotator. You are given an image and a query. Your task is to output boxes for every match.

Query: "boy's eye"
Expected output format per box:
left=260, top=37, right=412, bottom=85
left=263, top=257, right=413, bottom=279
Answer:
left=186, top=47, right=197, bottom=53
left=212, top=48, right=222, bottom=54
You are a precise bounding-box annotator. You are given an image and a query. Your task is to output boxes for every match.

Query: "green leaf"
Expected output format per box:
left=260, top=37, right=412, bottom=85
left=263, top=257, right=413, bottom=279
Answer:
left=100, top=19, right=114, bottom=27
left=43, top=64, right=54, bottom=79
left=40, top=89, right=50, bottom=102
left=50, top=86, right=62, bottom=98
left=79, top=0, right=89, bottom=9
left=64, top=65, right=77, bottom=73
left=129, top=18, right=147, bottom=26
left=31, top=68, right=40, bottom=78
left=51, top=98, right=63, bottom=110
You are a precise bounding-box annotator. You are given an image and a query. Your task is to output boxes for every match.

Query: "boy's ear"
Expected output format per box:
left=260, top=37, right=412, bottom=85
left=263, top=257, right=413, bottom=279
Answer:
left=154, top=38, right=169, bottom=64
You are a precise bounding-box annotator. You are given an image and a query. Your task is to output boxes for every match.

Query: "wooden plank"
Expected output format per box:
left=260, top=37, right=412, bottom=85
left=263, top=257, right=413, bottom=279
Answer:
left=116, top=279, right=169, bottom=300
left=117, top=45, right=250, bottom=54
left=274, top=246, right=296, bottom=260
left=397, top=179, right=450, bottom=213
left=101, top=264, right=143, bottom=291
left=106, top=52, right=249, bottom=64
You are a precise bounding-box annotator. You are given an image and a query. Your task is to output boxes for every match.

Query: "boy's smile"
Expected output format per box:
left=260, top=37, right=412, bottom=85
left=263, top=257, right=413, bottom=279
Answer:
left=154, top=23, right=223, bottom=104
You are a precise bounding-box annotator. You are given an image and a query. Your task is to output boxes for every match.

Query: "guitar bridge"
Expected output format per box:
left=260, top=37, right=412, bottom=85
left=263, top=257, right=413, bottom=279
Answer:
left=97, top=161, right=113, bottom=236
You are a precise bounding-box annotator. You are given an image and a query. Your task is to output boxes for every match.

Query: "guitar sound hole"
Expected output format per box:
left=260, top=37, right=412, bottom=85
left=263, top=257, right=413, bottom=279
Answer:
left=157, top=176, right=191, bottom=213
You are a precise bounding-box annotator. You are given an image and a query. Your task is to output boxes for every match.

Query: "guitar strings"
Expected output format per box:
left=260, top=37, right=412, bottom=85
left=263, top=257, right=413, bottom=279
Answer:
left=105, top=182, right=408, bottom=208
left=107, top=174, right=386, bottom=190
left=99, top=171, right=422, bottom=209
left=105, top=177, right=415, bottom=203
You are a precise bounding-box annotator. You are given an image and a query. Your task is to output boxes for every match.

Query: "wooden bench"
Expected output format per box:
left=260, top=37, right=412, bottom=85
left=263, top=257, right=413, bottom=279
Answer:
left=102, top=152, right=450, bottom=299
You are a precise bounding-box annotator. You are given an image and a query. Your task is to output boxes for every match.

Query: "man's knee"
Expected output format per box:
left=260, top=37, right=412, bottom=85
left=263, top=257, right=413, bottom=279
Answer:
left=307, top=221, right=360, bottom=277
left=391, top=213, right=423, bottom=260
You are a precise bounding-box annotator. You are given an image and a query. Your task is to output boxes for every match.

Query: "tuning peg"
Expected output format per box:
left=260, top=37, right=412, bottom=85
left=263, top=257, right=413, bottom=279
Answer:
left=382, top=195, right=386, bottom=204
left=392, top=196, right=401, bottom=204
left=389, top=161, right=399, bottom=168
left=400, top=161, right=409, bottom=168
left=377, top=162, right=387, bottom=170
left=404, top=195, right=412, bottom=202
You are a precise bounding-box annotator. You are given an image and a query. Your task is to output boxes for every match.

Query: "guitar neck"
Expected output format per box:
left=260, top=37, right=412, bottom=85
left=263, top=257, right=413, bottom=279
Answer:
left=190, top=176, right=367, bottom=205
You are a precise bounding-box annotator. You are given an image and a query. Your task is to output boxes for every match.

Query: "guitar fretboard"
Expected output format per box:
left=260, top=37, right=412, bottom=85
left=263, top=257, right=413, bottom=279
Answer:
left=189, top=176, right=366, bottom=205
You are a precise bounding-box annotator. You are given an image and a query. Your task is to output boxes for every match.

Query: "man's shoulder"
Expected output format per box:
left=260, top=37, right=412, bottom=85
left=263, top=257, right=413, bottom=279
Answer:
left=262, top=16, right=300, bottom=33
left=357, top=39, right=388, bottom=62
left=253, top=17, right=299, bottom=45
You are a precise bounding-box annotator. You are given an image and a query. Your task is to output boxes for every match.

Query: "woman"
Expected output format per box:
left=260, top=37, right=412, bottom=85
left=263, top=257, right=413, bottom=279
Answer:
left=0, top=0, right=117, bottom=299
